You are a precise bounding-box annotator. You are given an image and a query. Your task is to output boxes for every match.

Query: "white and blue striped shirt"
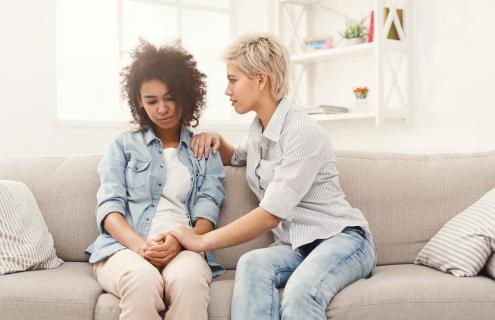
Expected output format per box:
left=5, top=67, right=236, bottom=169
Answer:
left=232, top=98, right=370, bottom=249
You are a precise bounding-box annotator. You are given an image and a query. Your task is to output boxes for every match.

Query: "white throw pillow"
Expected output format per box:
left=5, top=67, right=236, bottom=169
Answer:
left=414, top=187, right=495, bottom=276
left=0, top=180, right=63, bottom=275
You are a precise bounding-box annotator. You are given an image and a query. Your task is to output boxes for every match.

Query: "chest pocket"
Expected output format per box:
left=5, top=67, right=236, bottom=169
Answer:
left=126, top=159, right=151, bottom=189
left=257, top=159, right=280, bottom=191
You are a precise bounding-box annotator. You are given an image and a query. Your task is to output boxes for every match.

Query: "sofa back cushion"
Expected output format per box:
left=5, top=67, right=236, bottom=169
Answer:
left=335, top=150, right=495, bottom=266
left=0, top=156, right=101, bottom=262
left=2, top=150, right=495, bottom=267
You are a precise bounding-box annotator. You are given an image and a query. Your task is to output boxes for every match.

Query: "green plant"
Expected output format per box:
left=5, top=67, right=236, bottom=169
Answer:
left=339, top=19, right=368, bottom=39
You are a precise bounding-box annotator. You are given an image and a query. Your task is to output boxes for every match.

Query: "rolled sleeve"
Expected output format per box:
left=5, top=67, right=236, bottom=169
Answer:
left=231, top=135, right=248, bottom=167
left=191, top=151, right=225, bottom=227
left=259, top=125, right=326, bottom=221
left=95, top=136, right=128, bottom=235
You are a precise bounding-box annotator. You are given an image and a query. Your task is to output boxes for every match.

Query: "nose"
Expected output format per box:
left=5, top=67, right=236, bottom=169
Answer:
left=157, top=101, right=168, bottom=114
left=225, top=84, right=232, bottom=96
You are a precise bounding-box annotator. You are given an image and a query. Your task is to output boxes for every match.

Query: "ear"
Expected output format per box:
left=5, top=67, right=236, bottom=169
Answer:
left=257, top=72, right=269, bottom=91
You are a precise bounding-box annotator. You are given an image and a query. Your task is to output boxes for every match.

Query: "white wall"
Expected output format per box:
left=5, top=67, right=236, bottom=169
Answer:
left=1, top=0, right=494, bottom=157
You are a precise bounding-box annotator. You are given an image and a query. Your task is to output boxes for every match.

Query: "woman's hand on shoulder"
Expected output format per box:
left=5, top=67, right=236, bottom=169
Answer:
left=191, top=132, right=221, bottom=160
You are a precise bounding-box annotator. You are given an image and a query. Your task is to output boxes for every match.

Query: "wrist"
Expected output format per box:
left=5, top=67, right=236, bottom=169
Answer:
left=201, top=232, right=214, bottom=251
left=131, top=239, right=147, bottom=255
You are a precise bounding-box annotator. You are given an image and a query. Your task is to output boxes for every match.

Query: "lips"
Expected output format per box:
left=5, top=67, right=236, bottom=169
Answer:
left=158, top=116, right=174, bottom=121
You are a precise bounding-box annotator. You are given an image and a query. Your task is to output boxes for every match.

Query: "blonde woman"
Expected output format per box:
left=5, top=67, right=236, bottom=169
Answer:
left=171, top=34, right=376, bottom=320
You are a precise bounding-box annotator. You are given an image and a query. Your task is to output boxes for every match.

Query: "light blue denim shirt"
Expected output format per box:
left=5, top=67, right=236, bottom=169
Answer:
left=85, top=126, right=226, bottom=277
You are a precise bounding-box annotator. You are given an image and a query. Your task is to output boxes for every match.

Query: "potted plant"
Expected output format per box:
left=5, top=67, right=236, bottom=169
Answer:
left=339, top=18, right=368, bottom=46
left=353, top=86, right=369, bottom=111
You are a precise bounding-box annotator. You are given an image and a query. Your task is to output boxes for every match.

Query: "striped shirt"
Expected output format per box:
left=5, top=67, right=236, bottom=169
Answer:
left=231, top=98, right=371, bottom=249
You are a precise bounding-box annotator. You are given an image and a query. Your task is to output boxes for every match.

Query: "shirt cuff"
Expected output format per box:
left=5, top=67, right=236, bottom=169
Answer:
left=191, top=200, right=220, bottom=227
left=96, top=202, right=126, bottom=235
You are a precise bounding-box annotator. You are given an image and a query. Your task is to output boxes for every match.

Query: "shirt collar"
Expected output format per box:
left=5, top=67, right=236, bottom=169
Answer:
left=143, top=125, right=192, bottom=147
left=248, top=97, right=291, bottom=142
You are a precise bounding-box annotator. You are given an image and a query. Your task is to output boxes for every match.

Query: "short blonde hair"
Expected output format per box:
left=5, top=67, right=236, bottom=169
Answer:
left=223, top=33, right=289, bottom=100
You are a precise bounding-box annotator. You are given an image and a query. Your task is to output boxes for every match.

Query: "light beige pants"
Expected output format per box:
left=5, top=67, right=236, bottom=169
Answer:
left=94, top=249, right=212, bottom=320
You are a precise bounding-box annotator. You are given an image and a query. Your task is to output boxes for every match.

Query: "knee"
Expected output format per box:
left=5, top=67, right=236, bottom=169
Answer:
left=120, top=262, right=164, bottom=295
left=236, top=249, right=270, bottom=274
left=165, top=252, right=211, bottom=294
left=282, top=282, right=322, bottom=308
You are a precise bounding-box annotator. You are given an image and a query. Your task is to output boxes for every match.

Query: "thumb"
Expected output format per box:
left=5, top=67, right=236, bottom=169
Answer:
left=153, top=233, right=166, bottom=243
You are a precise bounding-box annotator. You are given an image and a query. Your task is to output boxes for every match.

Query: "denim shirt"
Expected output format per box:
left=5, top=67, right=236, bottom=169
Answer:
left=85, top=126, right=226, bottom=277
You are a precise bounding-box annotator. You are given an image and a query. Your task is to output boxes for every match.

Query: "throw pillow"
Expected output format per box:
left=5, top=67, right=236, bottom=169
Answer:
left=0, top=180, right=63, bottom=275
left=485, top=252, right=495, bottom=279
left=414, top=187, right=495, bottom=276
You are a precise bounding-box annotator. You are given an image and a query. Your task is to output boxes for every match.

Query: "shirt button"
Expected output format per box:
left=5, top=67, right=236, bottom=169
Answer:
left=160, top=165, right=164, bottom=168
left=151, top=204, right=155, bottom=208
left=158, top=183, right=162, bottom=187
left=158, top=150, right=162, bottom=154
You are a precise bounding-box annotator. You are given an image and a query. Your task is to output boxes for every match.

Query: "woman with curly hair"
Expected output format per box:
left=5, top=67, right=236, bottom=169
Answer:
left=85, top=41, right=225, bottom=320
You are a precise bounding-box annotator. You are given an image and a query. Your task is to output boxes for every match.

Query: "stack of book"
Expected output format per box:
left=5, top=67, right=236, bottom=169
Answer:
left=300, top=105, right=349, bottom=115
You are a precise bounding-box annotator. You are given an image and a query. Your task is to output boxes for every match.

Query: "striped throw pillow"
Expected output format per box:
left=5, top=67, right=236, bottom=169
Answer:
left=485, top=253, right=495, bottom=279
left=414, top=187, right=495, bottom=276
left=0, top=180, right=63, bottom=275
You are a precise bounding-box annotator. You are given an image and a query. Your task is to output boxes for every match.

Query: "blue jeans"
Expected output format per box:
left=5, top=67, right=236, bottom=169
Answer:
left=231, top=227, right=376, bottom=320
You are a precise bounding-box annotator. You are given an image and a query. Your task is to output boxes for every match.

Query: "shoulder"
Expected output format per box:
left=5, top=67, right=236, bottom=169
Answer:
left=281, top=109, right=326, bottom=142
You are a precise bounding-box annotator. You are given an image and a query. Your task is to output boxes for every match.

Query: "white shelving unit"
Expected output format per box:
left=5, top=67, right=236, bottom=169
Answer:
left=276, top=0, right=412, bottom=126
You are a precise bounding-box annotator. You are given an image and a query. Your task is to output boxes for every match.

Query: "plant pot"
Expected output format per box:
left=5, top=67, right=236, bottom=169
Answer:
left=354, top=98, right=368, bottom=111
left=345, top=37, right=365, bottom=46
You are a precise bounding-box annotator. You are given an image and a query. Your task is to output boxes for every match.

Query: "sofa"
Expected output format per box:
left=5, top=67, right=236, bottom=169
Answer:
left=1, top=150, right=495, bottom=320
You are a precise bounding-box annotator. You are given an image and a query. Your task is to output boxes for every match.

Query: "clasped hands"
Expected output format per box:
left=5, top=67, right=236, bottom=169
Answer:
left=139, top=225, right=207, bottom=269
left=139, top=232, right=182, bottom=269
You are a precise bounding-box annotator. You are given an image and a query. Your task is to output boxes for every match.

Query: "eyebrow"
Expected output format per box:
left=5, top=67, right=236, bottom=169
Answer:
left=143, top=91, right=170, bottom=99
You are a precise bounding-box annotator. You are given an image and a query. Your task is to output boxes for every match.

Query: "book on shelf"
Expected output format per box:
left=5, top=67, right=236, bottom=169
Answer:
left=300, top=104, right=349, bottom=115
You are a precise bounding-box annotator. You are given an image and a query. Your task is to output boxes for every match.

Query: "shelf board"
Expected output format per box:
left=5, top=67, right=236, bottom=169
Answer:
left=310, top=112, right=376, bottom=122
left=280, top=0, right=320, bottom=5
left=291, top=42, right=375, bottom=64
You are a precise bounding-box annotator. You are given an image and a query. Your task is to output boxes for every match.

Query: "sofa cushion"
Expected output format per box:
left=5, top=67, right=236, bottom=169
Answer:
left=414, top=187, right=495, bottom=276
left=0, top=180, right=63, bottom=275
left=94, top=293, right=120, bottom=320
left=326, top=264, right=495, bottom=320
left=93, top=270, right=237, bottom=320
left=0, top=262, right=102, bottom=320
left=335, top=150, right=495, bottom=265
left=213, top=167, right=273, bottom=269
left=0, top=156, right=102, bottom=262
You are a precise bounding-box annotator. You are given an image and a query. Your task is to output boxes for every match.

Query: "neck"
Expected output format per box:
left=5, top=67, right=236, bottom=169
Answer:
left=155, top=125, right=181, bottom=148
left=254, top=95, right=280, bottom=131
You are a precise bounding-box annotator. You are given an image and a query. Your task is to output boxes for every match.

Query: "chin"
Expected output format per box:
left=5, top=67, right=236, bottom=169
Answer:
left=235, top=105, right=250, bottom=115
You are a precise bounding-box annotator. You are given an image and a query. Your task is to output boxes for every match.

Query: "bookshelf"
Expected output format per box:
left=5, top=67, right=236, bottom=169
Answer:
left=276, top=0, right=412, bottom=126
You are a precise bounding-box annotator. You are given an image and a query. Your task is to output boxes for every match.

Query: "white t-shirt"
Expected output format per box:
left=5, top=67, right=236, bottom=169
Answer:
left=147, top=148, right=192, bottom=240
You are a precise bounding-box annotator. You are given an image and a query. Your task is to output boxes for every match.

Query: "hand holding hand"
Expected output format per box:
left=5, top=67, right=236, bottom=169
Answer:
left=169, top=225, right=208, bottom=252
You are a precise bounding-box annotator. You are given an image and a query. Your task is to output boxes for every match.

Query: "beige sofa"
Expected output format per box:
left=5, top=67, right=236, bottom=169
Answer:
left=1, top=150, right=495, bottom=320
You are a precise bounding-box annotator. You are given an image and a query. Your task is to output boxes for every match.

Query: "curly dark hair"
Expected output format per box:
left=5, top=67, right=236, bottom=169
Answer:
left=121, top=40, right=207, bottom=130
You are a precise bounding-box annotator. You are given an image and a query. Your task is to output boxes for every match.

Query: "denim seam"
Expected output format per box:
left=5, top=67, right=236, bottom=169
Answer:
left=269, top=268, right=297, bottom=320
left=311, top=235, right=367, bottom=306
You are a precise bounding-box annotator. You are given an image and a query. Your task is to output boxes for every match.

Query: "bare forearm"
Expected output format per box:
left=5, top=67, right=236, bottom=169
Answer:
left=103, top=212, right=145, bottom=253
left=218, top=135, right=235, bottom=166
left=202, top=207, right=280, bottom=251
left=193, top=218, right=214, bottom=235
